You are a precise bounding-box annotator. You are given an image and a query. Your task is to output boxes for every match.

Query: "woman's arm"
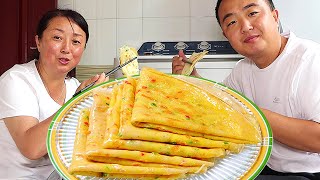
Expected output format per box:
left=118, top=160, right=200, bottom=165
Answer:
left=4, top=115, right=53, bottom=160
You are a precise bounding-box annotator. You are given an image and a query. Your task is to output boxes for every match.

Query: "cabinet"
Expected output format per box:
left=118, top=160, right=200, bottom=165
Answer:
left=0, top=0, right=57, bottom=75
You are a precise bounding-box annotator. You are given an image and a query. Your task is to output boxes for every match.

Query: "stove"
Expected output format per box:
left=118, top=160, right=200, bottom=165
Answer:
left=114, top=41, right=243, bottom=82
left=138, top=41, right=237, bottom=56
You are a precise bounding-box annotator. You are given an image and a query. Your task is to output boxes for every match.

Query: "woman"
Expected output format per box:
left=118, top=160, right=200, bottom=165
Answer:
left=0, top=9, right=107, bottom=179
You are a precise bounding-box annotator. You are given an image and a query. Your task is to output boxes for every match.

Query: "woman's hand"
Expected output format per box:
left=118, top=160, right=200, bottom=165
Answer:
left=76, top=73, right=109, bottom=92
left=172, top=50, right=200, bottom=77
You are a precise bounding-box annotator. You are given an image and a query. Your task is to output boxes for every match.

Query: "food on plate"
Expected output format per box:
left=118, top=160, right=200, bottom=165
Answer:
left=131, top=68, right=261, bottom=144
left=101, top=78, right=226, bottom=159
left=88, top=156, right=208, bottom=173
left=68, top=109, right=206, bottom=178
left=85, top=87, right=112, bottom=152
left=119, top=45, right=139, bottom=77
left=67, top=108, right=103, bottom=177
left=117, top=79, right=244, bottom=153
left=67, top=67, right=262, bottom=179
left=68, top=109, right=192, bottom=178
left=86, top=149, right=213, bottom=167
left=181, top=50, right=208, bottom=76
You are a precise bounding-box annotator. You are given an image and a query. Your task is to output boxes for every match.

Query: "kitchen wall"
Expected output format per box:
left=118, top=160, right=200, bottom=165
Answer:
left=58, top=0, right=225, bottom=66
left=274, top=0, right=320, bottom=43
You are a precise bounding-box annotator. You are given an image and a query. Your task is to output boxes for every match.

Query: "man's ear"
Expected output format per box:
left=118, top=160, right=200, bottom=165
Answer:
left=272, top=9, right=279, bottom=23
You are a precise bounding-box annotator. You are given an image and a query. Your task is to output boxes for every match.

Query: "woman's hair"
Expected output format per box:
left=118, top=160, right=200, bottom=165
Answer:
left=215, top=0, right=275, bottom=25
left=36, top=9, right=89, bottom=44
left=30, top=9, right=89, bottom=61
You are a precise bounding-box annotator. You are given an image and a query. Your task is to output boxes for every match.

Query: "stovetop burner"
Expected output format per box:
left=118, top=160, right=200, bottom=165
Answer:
left=138, top=41, right=237, bottom=56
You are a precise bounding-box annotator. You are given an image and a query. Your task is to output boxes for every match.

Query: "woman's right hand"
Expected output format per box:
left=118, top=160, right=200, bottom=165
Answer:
left=172, top=50, right=200, bottom=77
left=76, top=73, right=109, bottom=93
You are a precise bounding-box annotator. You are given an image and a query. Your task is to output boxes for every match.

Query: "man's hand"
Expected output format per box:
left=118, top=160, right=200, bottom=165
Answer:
left=172, top=50, right=200, bottom=77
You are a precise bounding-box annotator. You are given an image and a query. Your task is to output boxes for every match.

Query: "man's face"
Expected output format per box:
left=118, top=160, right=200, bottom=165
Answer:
left=218, top=0, right=280, bottom=58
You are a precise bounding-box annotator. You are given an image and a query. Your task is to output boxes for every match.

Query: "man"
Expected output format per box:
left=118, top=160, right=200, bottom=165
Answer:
left=172, top=0, right=320, bottom=179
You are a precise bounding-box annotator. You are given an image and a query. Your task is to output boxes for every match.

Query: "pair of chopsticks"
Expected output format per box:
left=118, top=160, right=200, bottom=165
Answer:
left=73, top=56, right=138, bottom=97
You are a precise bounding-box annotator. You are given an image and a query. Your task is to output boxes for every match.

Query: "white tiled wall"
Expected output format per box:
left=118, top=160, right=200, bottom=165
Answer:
left=143, top=0, right=189, bottom=17
left=190, top=0, right=216, bottom=17
left=118, top=0, right=142, bottom=18
left=143, top=17, right=190, bottom=41
left=58, top=0, right=225, bottom=65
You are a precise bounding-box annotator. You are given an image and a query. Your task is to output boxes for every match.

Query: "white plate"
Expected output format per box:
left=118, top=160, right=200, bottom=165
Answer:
left=47, top=75, right=272, bottom=180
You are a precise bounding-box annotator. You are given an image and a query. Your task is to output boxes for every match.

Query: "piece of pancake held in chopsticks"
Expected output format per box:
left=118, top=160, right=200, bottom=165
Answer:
left=131, top=68, right=261, bottom=144
left=101, top=78, right=226, bottom=159
left=181, top=50, right=208, bottom=76
left=119, top=45, right=139, bottom=77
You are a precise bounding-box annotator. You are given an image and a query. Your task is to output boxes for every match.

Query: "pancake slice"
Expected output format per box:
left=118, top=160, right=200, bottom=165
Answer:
left=68, top=108, right=103, bottom=177
left=131, top=68, right=261, bottom=144
left=101, top=78, right=226, bottom=159
left=86, top=87, right=111, bottom=152
left=117, top=78, right=243, bottom=152
left=69, top=88, right=208, bottom=176
left=86, top=149, right=213, bottom=167
left=84, top=85, right=214, bottom=168
left=92, top=156, right=208, bottom=174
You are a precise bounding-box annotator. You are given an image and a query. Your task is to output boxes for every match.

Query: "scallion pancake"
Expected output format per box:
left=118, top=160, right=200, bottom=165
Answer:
left=131, top=68, right=261, bottom=144
left=102, top=78, right=226, bottom=159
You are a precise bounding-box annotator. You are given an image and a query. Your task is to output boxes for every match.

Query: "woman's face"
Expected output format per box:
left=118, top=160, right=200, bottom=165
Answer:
left=36, top=16, right=86, bottom=75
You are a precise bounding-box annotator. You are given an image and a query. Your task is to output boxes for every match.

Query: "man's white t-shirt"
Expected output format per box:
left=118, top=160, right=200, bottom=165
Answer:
left=0, top=60, right=80, bottom=179
left=223, top=32, right=320, bottom=173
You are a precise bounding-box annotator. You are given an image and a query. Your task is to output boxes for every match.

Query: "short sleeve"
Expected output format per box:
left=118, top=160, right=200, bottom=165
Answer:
left=65, top=77, right=80, bottom=101
left=294, top=54, right=320, bottom=123
left=223, top=59, right=245, bottom=93
left=0, top=70, right=39, bottom=119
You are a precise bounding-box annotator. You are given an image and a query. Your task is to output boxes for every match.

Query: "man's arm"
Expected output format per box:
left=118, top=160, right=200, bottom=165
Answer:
left=261, top=108, right=320, bottom=153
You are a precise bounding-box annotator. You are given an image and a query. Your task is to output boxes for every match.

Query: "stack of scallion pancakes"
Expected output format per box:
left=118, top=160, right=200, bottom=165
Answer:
left=68, top=46, right=261, bottom=179
left=68, top=65, right=262, bottom=179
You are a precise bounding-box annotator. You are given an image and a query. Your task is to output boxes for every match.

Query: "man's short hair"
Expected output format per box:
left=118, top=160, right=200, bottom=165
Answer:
left=215, top=0, right=275, bottom=25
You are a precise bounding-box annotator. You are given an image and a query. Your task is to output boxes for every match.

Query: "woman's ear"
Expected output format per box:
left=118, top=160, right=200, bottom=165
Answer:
left=35, top=35, right=40, bottom=52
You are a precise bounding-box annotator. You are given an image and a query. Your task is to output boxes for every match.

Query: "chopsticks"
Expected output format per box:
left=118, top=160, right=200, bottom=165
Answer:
left=73, top=56, right=138, bottom=97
